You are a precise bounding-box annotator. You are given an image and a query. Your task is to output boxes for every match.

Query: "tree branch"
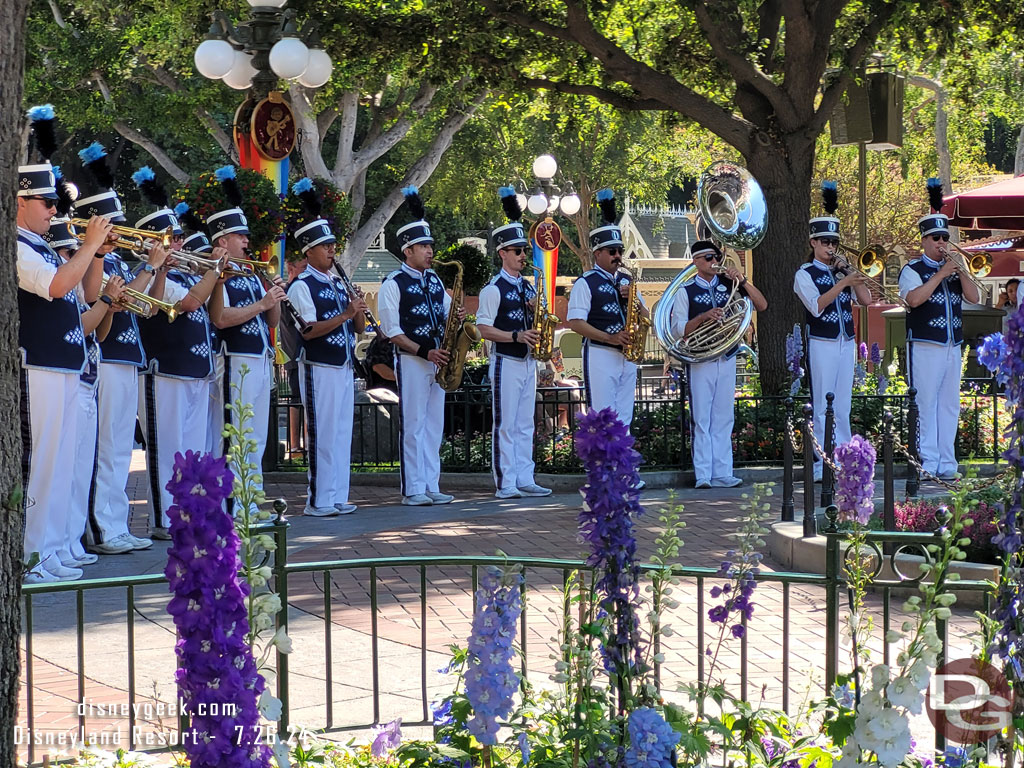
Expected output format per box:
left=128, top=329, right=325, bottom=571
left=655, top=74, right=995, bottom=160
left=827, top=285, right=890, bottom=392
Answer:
left=909, top=74, right=952, bottom=198
left=112, top=121, right=188, bottom=183
left=332, top=90, right=360, bottom=180
left=148, top=64, right=237, bottom=162
left=518, top=77, right=668, bottom=111
left=349, top=81, right=440, bottom=180
left=292, top=85, right=332, bottom=180
left=47, top=0, right=81, bottom=38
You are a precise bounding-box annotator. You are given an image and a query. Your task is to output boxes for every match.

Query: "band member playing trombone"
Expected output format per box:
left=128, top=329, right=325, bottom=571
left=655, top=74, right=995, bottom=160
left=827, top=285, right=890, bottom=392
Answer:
left=476, top=187, right=552, bottom=500
left=286, top=178, right=366, bottom=517
left=673, top=240, right=767, bottom=488
left=899, top=178, right=980, bottom=480
left=793, top=182, right=871, bottom=482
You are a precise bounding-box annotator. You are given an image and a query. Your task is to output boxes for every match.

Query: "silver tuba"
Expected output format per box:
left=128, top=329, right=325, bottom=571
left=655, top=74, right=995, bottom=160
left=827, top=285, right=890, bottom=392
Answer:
left=653, top=161, right=767, bottom=363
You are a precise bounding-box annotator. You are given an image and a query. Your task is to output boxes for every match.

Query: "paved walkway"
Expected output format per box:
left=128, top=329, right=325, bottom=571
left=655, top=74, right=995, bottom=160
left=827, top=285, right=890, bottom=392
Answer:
left=17, top=451, right=981, bottom=765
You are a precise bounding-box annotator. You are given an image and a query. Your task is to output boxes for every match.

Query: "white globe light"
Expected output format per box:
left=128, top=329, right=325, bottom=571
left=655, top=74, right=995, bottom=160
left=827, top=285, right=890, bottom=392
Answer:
left=532, top=154, right=558, bottom=180
left=194, top=38, right=235, bottom=80
left=515, top=193, right=528, bottom=213
left=559, top=194, right=581, bottom=215
left=222, top=51, right=257, bottom=89
left=527, top=193, right=548, bottom=215
left=298, top=49, right=333, bottom=88
left=247, top=0, right=287, bottom=7
left=269, top=36, right=309, bottom=80
left=547, top=195, right=560, bottom=213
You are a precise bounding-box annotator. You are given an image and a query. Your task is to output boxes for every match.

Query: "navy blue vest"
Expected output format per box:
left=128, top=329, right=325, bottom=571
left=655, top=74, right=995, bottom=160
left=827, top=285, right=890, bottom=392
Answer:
left=220, top=273, right=272, bottom=357
left=800, top=261, right=855, bottom=340
left=98, top=255, right=146, bottom=367
left=682, top=275, right=743, bottom=358
left=17, top=233, right=87, bottom=373
left=903, top=258, right=964, bottom=345
left=580, top=269, right=629, bottom=349
left=292, top=269, right=353, bottom=367
left=489, top=273, right=536, bottom=359
left=141, top=271, right=214, bottom=379
left=384, top=268, right=447, bottom=353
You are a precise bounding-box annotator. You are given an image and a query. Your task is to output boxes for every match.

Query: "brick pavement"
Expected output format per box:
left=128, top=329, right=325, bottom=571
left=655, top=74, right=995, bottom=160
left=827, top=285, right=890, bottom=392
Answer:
left=17, top=451, right=982, bottom=764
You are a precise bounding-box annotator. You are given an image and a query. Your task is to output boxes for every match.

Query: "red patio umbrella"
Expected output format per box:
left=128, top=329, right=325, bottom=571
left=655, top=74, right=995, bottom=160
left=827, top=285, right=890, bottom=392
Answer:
left=942, top=175, right=1024, bottom=230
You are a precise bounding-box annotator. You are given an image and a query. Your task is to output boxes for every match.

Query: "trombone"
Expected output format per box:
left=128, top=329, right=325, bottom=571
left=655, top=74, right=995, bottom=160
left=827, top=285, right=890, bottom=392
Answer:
left=832, top=243, right=909, bottom=308
left=939, top=241, right=991, bottom=298
left=100, top=275, right=179, bottom=321
left=70, top=218, right=173, bottom=250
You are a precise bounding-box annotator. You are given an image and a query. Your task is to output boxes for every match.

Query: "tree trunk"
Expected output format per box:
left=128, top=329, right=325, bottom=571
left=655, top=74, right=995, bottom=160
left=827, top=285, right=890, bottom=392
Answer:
left=1016, top=121, right=1024, bottom=177
left=743, top=137, right=815, bottom=395
left=0, top=3, right=30, bottom=763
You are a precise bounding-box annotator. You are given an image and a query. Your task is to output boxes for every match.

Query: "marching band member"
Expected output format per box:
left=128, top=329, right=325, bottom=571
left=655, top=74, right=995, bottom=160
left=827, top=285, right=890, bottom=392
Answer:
left=77, top=143, right=161, bottom=556
left=131, top=171, right=223, bottom=539
left=16, top=106, right=110, bottom=582
left=476, top=187, right=552, bottom=500
left=207, top=165, right=285, bottom=511
left=793, top=182, right=871, bottom=482
left=899, top=178, right=980, bottom=480
left=286, top=178, right=366, bottom=517
left=378, top=186, right=457, bottom=507
left=567, top=189, right=649, bottom=428
left=672, top=240, right=767, bottom=488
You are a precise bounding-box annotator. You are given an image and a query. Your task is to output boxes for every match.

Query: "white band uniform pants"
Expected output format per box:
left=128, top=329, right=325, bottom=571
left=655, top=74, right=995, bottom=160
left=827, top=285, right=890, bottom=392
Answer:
left=91, top=362, right=139, bottom=544
left=907, top=341, right=961, bottom=476
left=395, top=353, right=445, bottom=497
left=206, top=353, right=224, bottom=457
left=142, top=374, right=210, bottom=527
left=21, top=367, right=79, bottom=570
left=582, top=343, right=637, bottom=427
left=223, top=354, right=273, bottom=506
left=808, top=336, right=856, bottom=472
left=686, top=355, right=737, bottom=484
left=299, top=361, right=354, bottom=508
left=490, top=354, right=537, bottom=491
left=67, top=381, right=97, bottom=561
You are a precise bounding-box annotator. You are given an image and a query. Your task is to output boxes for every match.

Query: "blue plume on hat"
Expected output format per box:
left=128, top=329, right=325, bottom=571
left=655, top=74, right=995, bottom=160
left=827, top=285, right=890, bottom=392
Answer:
left=132, top=165, right=169, bottom=209
left=131, top=166, right=155, bottom=185
left=292, top=176, right=322, bottom=218
left=821, top=180, right=838, bottom=215
left=499, top=185, right=523, bottom=222
left=174, top=201, right=207, bottom=235
left=926, top=177, right=945, bottom=213
left=402, top=185, right=426, bottom=221
left=52, top=165, right=77, bottom=218
left=27, top=104, right=58, bottom=162
left=214, top=165, right=243, bottom=207
left=292, top=177, right=313, bottom=194
left=174, top=201, right=189, bottom=216
left=78, top=142, right=115, bottom=190
left=596, top=187, right=617, bottom=225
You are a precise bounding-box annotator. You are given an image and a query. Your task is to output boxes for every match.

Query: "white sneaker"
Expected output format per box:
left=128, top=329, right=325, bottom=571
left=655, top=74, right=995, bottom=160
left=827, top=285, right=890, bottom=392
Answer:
left=402, top=494, right=433, bottom=506
left=938, top=470, right=958, bottom=481
left=695, top=479, right=712, bottom=489
left=23, top=566, right=59, bottom=584
left=303, top=505, right=340, bottom=517
left=631, top=479, right=647, bottom=491
left=46, top=562, right=83, bottom=580
left=127, top=534, right=153, bottom=550
left=334, top=503, right=357, bottom=515
left=517, top=484, right=552, bottom=497
left=495, top=488, right=522, bottom=499
left=61, top=553, right=99, bottom=567
left=89, top=533, right=136, bottom=555
left=711, top=476, right=743, bottom=488
left=426, top=491, right=454, bottom=505
left=150, top=527, right=172, bottom=541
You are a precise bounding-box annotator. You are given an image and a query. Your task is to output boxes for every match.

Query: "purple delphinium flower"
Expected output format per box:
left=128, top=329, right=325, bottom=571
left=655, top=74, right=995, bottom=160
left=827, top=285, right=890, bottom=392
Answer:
left=870, top=342, right=882, bottom=369
left=853, top=360, right=867, bottom=389
left=876, top=373, right=889, bottom=395
left=978, top=333, right=1010, bottom=387
left=163, top=450, right=271, bottom=768
left=623, top=707, right=679, bottom=768
left=833, top=435, right=877, bottom=525
left=785, top=323, right=804, bottom=396
left=859, top=342, right=869, bottom=361
left=517, top=732, right=531, bottom=765
left=371, top=718, right=402, bottom=757
left=464, top=565, right=523, bottom=745
left=575, top=408, right=646, bottom=678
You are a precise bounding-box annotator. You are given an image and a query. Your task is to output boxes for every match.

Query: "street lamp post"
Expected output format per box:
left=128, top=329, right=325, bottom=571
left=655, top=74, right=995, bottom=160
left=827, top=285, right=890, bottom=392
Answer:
left=522, top=154, right=581, bottom=217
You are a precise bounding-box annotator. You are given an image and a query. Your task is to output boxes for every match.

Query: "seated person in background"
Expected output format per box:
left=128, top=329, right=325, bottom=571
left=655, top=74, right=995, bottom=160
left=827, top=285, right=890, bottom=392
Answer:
left=998, top=278, right=1019, bottom=334
left=363, top=333, right=397, bottom=393
left=536, top=350, right=585, bottom=436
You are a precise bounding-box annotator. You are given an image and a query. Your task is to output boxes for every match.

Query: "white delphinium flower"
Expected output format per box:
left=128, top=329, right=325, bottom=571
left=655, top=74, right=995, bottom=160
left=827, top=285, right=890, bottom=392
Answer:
left=885, top=675, right=923, bottom=714
left=908, top=658, right=930, bottom=690
left=855, top=707, right=912, bottom=768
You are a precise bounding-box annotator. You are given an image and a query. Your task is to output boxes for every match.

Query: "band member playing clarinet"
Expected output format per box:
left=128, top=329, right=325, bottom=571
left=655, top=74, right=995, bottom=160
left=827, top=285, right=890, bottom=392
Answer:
left=476, top=187, right=552, bottom=500
left=899, top=178, right=980, bottom=480
left=793, top=182, right=871, bottom=483
left=672, top=240, right=767, bottom=488
left=378, top=186, right=458, bottom=507
left=207, top=166, right=285, bottom=512
left=287, top=178, right=366, bottom=517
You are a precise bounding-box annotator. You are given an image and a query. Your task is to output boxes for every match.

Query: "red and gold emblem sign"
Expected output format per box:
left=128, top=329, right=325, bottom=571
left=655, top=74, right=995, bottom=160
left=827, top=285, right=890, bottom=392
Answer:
left=250, top=92, right=296, bottom=161
left=530, top=217, right=562, bottom=251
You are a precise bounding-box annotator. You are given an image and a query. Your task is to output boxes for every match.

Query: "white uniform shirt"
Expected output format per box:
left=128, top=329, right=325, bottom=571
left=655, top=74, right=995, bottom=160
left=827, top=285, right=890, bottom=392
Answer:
left=566, top=265, right=644, bottom=322
left=17, top=227, right=60, bottom=301
left=287, top=265, right=338, bottom=325
left=898, top=254, right=942, bottom=300
left=793, top=258, right=852, bottom=318
left=669, top=274, right=720, bottom=339
left=378, top=263, right=453, bottom=339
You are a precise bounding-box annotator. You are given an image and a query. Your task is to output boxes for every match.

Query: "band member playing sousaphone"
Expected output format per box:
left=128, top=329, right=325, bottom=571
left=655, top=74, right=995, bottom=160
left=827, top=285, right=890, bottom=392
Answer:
left=476, top=186, right=553, bottom=500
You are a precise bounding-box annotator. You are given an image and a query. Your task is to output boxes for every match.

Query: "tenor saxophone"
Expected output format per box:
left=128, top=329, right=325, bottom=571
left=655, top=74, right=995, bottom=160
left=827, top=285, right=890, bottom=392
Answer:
left=531, top=266, right=560, bottom=362
left=621, top=266, right=651, bottom=363
left=433, top=259, right=482, bottom=392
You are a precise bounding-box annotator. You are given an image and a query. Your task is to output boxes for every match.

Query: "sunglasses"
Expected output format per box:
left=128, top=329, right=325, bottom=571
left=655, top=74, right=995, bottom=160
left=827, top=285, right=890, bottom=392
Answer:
left=503, top=247, right=525, bottom=256
left=605, top=247, right=624, bottom=256
left=26, top=196, right=57, bottom=209
left=818, top=238, right=840, bottom=247
left=930, top=234, right=950, bottom=242
left=701, top=253, right=724, bottom=262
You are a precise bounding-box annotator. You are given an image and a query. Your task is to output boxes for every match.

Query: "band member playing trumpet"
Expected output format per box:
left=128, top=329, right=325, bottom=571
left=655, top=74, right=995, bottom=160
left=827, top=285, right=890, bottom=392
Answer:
left=567, top=189, right=649, bottom=430
left=207, top=166, right=285, bottom=512
left=476, top=187, right=552, bottom=500
left=378, top=186, right=457, bottom=507
left=793, top=182, right=871, bottom=482
left=286, top=178, right=366, bottom=517
left=899, top=178, right=980, bottom=480
left=672, top=240, right=767, bottom=488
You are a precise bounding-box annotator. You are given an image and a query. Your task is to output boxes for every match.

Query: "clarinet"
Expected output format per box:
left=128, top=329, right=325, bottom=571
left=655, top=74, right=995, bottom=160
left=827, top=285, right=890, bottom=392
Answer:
left=333, top=261, right=386, bottom=339
left=243, top=251, right=312, bottom=335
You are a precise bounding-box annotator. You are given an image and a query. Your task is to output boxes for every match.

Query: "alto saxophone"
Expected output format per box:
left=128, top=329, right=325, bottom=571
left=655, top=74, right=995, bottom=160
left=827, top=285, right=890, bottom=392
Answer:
left=621, top=266, right=651, bottom=363
left=531, top=266, right=559, bottom=362
left=433, top=259, right=482, bottom=392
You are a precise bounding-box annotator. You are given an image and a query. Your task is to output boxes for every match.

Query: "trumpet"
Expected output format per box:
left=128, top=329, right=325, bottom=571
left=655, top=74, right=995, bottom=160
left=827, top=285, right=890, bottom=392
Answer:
left=832, top=243, right=909, bottom=308
left=167, top=250, right=249, bottom=278
left=100, top=275, right=178, bottom=321
left=939, top=241, right=991, bottom=297
left=70, top=218, right=173, bottom=250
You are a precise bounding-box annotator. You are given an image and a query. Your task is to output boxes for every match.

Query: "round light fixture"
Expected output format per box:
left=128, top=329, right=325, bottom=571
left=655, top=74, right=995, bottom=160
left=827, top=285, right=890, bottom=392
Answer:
left=546, top=195, right=560, bottom=214
left=222, top=50, right=257, bottom=89
left=269, top=36, right=309, bottom=80
left=247, top=0, right=287, bottom=7
left=194, top=38, right=235, bottom=79
left=559, top=194, right=581, bottom=216
left=515, top=193, right=529, bottom=213
left=527, top=193, right=548, bottom=215
left=298, top=49, right=333, bottom=88
left=532, top=154, right=558, bottom=180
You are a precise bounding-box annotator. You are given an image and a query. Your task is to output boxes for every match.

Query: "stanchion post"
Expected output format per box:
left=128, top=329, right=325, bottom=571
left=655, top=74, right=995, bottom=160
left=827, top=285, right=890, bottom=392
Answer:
left=906, top=386, right=920, bottom=497
left=821, top=392, right=836, bottom=508
left=782, top=397, right=795, bottom=522
left=882, top=411, right=896, bottom=553
left=802, top=403, right=816, bottom=538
